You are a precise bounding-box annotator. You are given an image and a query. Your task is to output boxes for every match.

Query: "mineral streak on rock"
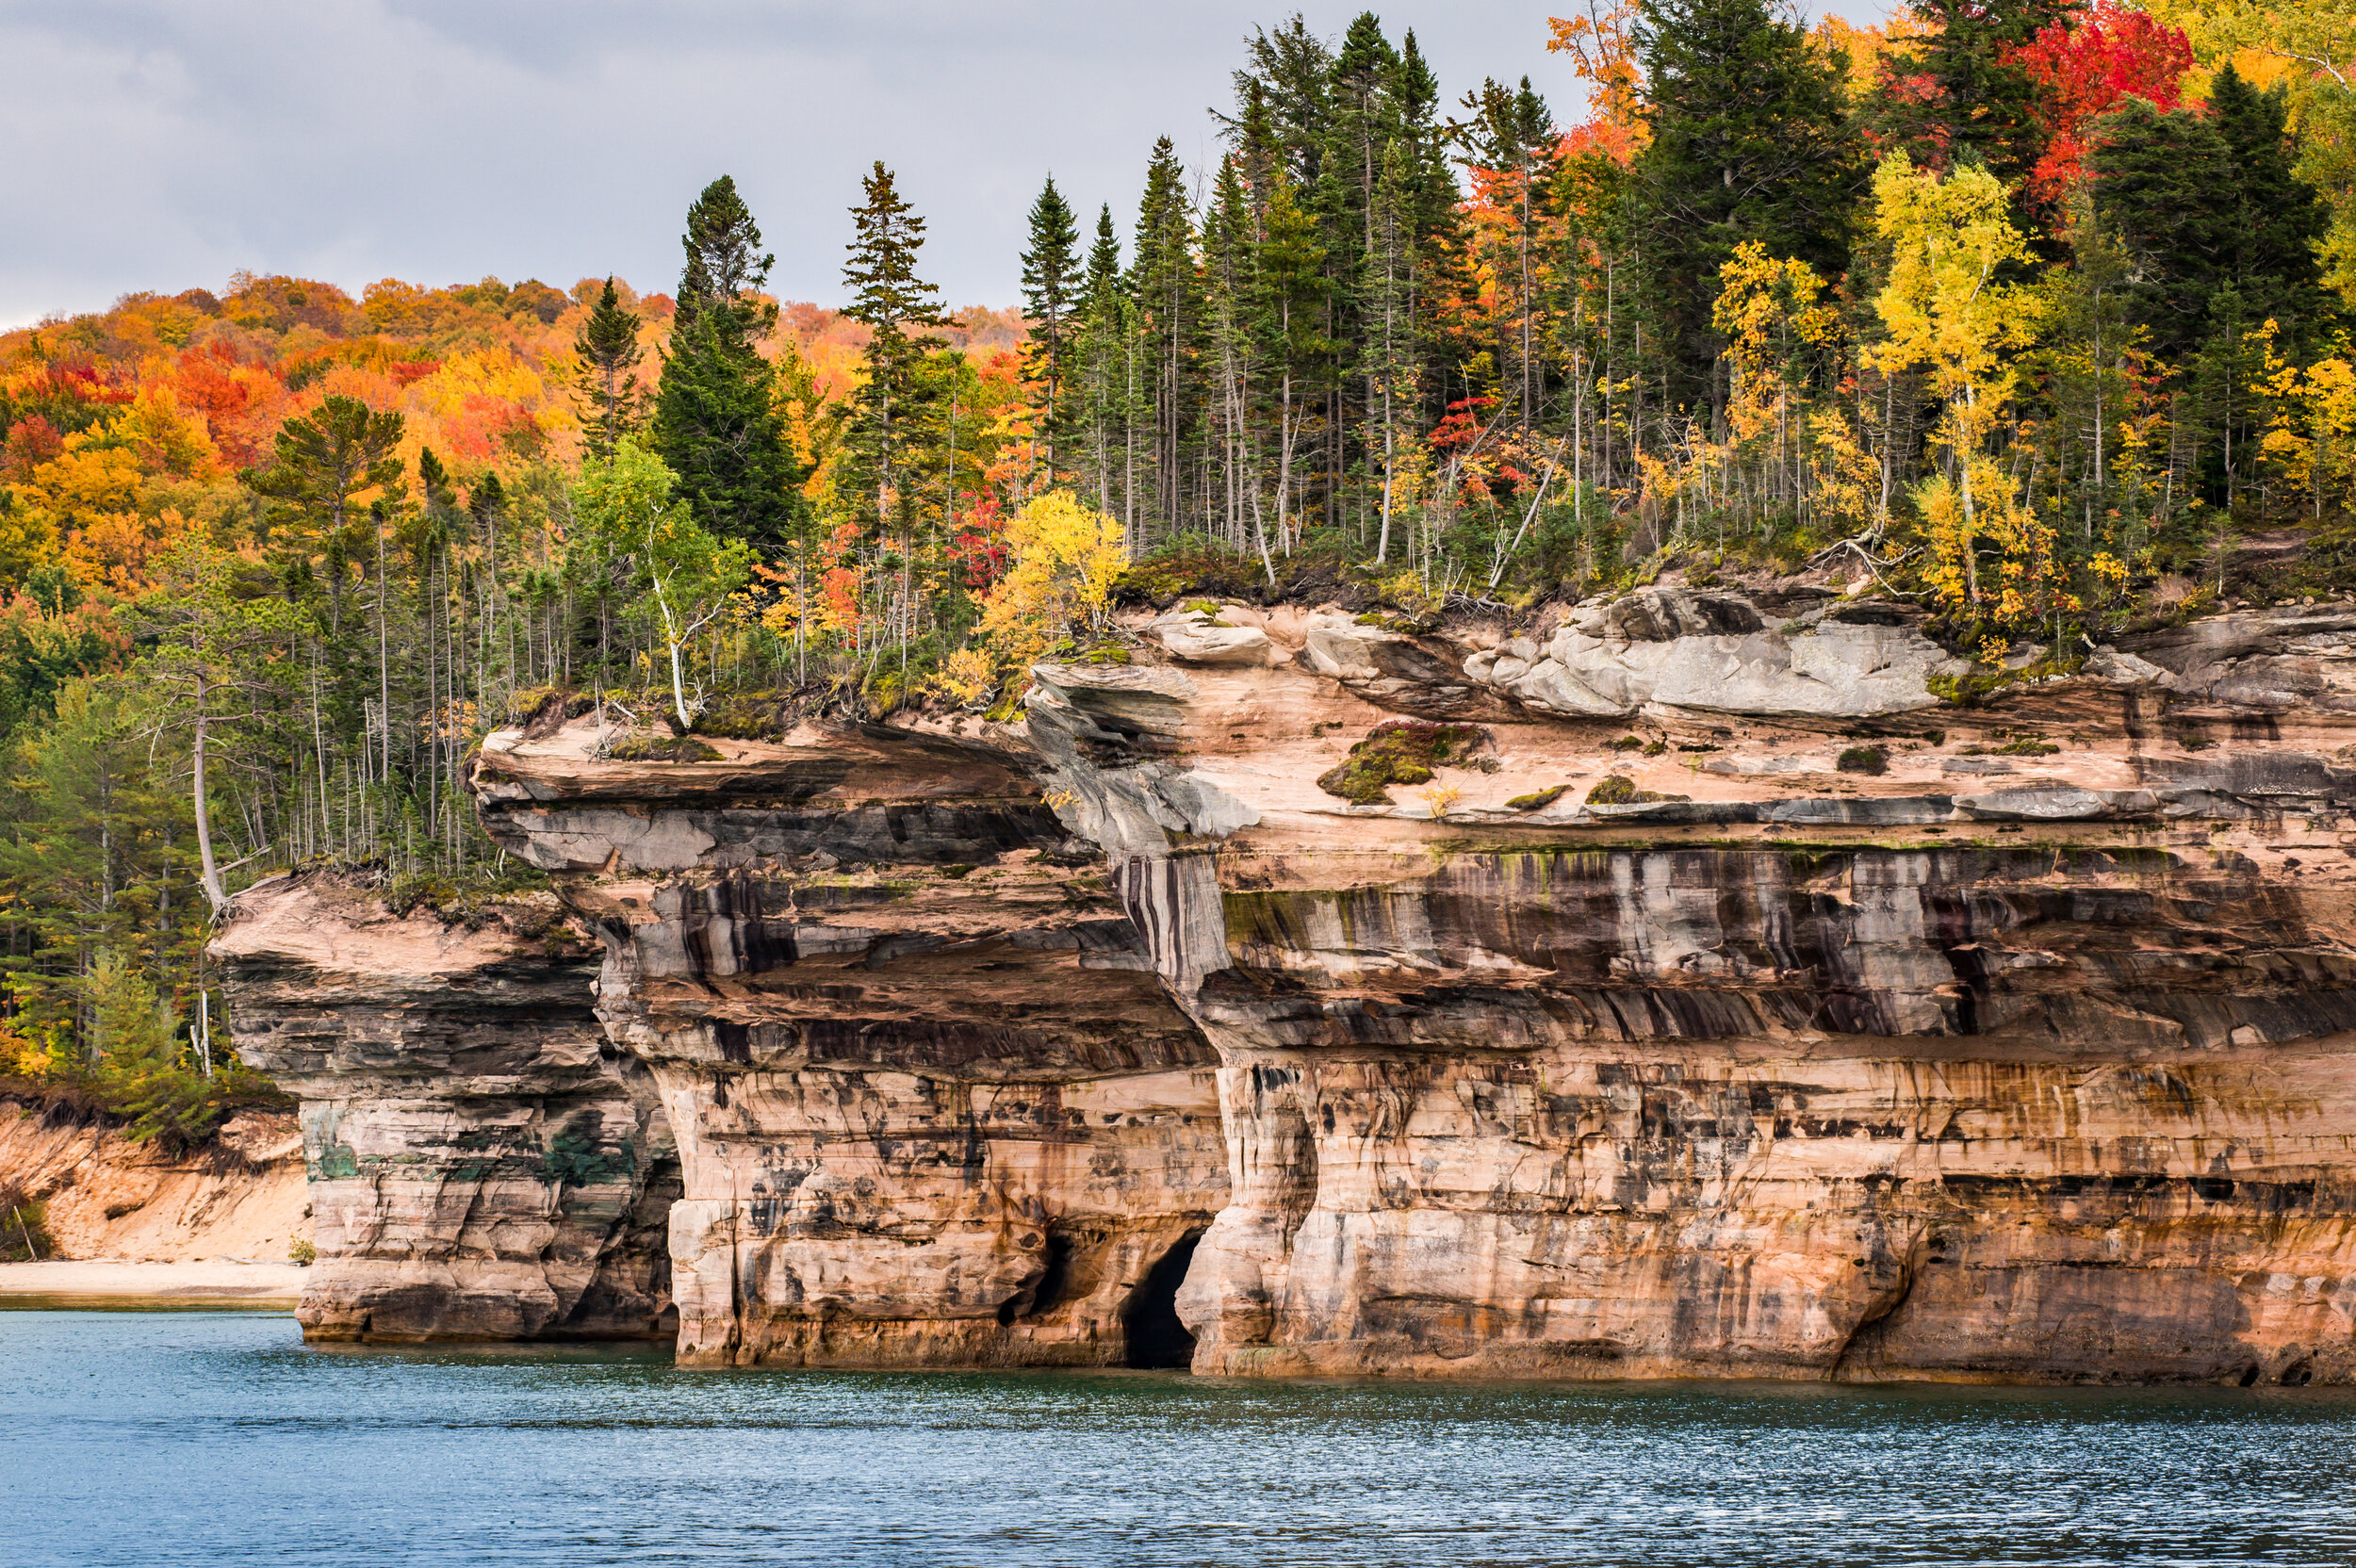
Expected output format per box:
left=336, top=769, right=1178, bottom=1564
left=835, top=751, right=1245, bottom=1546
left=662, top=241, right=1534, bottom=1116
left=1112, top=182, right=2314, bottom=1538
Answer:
left=211, top=874, right=679, bottom=1343
left=470, top=719, right=1229, bottom=1367
left=242, top=584, right=2356, bottom=1382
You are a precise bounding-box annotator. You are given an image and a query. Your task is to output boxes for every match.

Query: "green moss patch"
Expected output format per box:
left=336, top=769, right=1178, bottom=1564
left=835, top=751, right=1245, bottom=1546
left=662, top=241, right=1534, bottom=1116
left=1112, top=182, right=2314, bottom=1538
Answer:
left=608, top=732, right=724, bottom=763
left=1506, top=784, right=1570, bottom=812
left=1317, top=721, right=1491, bottom=805
left=1836, top=745, right=1888, bottom=776
left=1584, top=776, right=1688, bottom=806
left=694, top=689, right=796, bottom=741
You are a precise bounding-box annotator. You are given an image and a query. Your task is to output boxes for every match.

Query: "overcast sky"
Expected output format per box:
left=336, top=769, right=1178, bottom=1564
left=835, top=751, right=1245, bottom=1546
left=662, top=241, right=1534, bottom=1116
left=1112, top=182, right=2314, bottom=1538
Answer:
left=0, top=1, right=1886, bottom=328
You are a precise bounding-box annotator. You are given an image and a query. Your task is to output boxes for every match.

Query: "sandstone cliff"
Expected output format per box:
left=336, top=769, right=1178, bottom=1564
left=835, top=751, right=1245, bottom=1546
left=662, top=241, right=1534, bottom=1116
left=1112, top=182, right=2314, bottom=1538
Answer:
left=212, top=874, right=677, bottom=1342
left=232, top=580, right=2356, bottom=1384
left=469, top=724, right=1229, bottom=1367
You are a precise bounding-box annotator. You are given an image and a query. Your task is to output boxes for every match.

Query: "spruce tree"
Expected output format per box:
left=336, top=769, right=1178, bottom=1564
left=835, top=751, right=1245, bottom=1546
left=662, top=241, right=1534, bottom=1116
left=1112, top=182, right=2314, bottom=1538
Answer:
left=2209, top=65, right=2334, bottom=351
left=1132, top=138, right=1205, bottom=545
left=2089, top=100, right=2235, bottom=368
left=649, top=175, right=795, bottom=547
left=841, top=161, right=950, bottom=540
left=1632, top=0, right=1863, bottom=405
left=1020, top=176, right=1082, bottom=477
left=1072, top=205, right=1136, bottom=522
left=572, top=277, right=644, bottom=462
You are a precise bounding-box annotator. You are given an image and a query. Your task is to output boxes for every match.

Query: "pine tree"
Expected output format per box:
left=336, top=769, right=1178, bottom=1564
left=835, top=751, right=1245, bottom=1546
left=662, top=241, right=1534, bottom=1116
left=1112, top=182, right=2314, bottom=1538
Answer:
left=1255, top=177, right=1331, bottom=558
left=1072, top=206, right=1137, bottom=523
left=2208, top=64, right=2334, bottom=352
left=1633, top=0, right=1864, bottom=404
left=1020, top=176, right=1082, bottom=477
left=1366, top=142, right=1420, bottom=564
left=572, top=277, right=645, bottom=461
left=1203, top=156, right=1264, bottom=564
left=649, top=175, right=795, bottom=548
left=2089, top=99, right=2236, bottom=368
left=1132, top=138, right=1205, bottom=545
left=841, top=160, right=952, bottom=541
left=246, top=395, right=404, bottom=553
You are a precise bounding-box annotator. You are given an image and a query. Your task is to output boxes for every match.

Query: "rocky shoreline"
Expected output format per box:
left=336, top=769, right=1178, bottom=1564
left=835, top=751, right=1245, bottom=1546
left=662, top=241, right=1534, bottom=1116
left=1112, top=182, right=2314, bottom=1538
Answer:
left=207, top=584, right=2356, bottom=1383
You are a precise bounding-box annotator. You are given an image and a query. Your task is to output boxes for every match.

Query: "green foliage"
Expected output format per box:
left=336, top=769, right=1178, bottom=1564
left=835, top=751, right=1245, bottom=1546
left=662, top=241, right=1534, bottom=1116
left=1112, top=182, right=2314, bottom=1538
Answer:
left=1316, top=721, right=1490, bottom=804
left=841, top=160, right=953, bottom=542
left=1506, top=784, right=1570, bottom=811
left=1022, top=175, right=1082, bottom=472
left=0, top=1192, right=53, bottom=1262
left=1633, top=0, right=1863, bottom=394
left=245, top=395, right=404, bottom=549
left=288, top=1236, right=317, bottom=1265
left=1878, top=0, right=2075, bottom=193
left=572, top=277, right=645, bottom=462
left=605, top=731, right=724, bottom=763
left=1836, top=745, right=1889, bottom=776
left=649, top=176, right=800, bottom=549
left=1584, top=775, right=1688, bottom=805
left=692, top=689, right=796, bottom=741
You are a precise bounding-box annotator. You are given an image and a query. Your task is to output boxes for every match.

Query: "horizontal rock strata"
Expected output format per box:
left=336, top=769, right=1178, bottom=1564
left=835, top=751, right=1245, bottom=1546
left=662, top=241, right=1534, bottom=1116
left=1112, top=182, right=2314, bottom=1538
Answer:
left=473, top=722, right=1229, bottom=1367
left=212, top=874, right=678, bottom=1342
left=239, top=583, right=2356, bottom=1384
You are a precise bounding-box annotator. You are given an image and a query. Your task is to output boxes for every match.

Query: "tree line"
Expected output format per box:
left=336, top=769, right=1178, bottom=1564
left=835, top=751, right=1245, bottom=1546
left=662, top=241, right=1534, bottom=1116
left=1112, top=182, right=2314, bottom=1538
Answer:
left=0, top=0, right=2351, bottom=1140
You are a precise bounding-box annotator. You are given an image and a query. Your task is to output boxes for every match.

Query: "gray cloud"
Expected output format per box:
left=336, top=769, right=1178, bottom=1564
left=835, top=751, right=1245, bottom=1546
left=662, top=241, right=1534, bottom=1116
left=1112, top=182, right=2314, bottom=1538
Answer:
left=0, top=0, right=1881, bottom=326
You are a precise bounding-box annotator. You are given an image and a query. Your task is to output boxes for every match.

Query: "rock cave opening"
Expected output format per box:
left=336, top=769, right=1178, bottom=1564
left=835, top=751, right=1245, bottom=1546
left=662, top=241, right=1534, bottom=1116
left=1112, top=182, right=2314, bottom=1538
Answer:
left=998, top=1231, right=1080, bottom=1326
left=1122, top=1231, right=1204, bottom=1369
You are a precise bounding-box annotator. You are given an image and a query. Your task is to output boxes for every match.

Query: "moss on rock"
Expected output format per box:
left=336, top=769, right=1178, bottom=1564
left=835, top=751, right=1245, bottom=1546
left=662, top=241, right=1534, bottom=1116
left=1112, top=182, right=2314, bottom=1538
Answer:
left=1317, top=721, right=1491, bottom=805
left=1506, top=784, right=1570, bottom=811
left=1585, top=775, right=1687, bottom=807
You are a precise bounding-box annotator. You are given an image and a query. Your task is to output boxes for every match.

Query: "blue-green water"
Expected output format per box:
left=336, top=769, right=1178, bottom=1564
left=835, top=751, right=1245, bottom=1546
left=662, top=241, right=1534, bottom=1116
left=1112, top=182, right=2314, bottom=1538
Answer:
left=8, top=1312, right=2356, bottom=1566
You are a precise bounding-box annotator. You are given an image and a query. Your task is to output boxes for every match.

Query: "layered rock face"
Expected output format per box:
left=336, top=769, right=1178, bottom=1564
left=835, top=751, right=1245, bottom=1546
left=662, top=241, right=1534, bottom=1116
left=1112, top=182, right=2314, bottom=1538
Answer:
left=1034, top=591, right=2356, bottom=1384
left=213, top=875, right=679, bottom=1342
left=403, top=583, right=2356, bottom=1384
left=472, top=726, right=1228, bottom=1367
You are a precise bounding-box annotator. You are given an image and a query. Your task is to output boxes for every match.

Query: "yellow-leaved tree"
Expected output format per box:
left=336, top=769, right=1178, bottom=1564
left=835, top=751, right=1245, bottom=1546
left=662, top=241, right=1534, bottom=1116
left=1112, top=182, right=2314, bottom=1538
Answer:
left=1870, top=154, right=2049, bottom=626
left=973, top=491, right=1126, bottom=676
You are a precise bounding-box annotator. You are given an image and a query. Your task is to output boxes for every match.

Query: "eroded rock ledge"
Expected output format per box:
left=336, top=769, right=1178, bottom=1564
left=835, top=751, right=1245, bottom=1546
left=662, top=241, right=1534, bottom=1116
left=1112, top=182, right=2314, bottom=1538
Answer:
left=213, top=875, right=678, bottom=1342
left=242, top=583, right=2356, bottom=1382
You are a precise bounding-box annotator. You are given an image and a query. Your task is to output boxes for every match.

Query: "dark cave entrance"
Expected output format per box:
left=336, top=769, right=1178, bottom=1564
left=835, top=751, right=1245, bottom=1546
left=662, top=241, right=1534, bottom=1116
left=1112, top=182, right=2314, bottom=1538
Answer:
left=1123, top=1231, right=1204, bottom=1369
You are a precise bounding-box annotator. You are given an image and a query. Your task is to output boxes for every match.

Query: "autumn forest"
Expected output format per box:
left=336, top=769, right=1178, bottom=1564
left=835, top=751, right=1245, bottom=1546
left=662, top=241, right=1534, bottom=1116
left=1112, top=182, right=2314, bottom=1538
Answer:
left=0, top=0, right=2350, bottom=1140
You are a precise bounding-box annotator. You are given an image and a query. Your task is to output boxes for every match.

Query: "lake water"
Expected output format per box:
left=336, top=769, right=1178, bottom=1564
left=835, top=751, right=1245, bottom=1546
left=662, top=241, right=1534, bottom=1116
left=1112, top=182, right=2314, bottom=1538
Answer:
left=8, top=1311, right=2356, bottom=1566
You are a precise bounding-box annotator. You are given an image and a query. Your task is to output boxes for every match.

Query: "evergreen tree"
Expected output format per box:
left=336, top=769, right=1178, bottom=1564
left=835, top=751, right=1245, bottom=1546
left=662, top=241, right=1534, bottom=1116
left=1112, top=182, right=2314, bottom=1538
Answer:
left=648, top=175, right=795, bottom=548
left=1132, top=138, right=1205, bottom=545
left=572, top=277, right=645, bottom=462
left=1255, top=176, right=1333, bottom=560
left=246, top=395, right=404, bottom=552
left=2209, top=64, right=2335, bottom=351
left=1633, top=0, right=1864, bottom=404
left=841, top=160, right=951, bottom=540
left=2089, top=99, right=2237, bottom=368
left=1020, top=175, right=1082, bottom=477
left=1366, top=141, right=1421, bottom=564
left=1072, top=205, right=1137, bottom=523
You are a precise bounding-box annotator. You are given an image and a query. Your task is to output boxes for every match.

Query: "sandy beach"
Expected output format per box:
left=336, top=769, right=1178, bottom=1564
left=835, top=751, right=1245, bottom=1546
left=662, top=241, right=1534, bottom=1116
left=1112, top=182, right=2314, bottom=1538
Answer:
left=0, top=1259, right=304, bottom=1308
